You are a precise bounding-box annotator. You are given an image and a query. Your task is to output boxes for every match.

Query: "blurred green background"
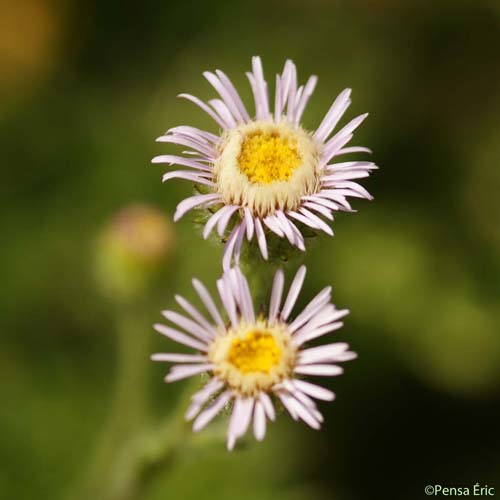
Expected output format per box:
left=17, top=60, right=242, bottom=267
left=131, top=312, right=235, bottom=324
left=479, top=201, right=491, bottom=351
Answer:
left=1, top=1, right=499, bottom=499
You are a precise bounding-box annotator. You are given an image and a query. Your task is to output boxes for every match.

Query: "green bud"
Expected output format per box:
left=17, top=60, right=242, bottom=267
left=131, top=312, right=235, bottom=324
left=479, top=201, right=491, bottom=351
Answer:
left=94, top=204, right=175, bottom=302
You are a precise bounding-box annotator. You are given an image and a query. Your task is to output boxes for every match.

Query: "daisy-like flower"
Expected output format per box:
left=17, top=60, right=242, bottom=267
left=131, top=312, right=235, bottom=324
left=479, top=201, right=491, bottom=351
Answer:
left=151, top=265, right=356, bottom=450
left=153, top=56, right=377, bottom=269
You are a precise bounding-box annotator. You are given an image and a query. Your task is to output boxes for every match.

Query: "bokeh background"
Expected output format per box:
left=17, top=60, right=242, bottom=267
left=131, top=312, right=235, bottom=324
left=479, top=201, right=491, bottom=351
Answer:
left=1, top=1, right=499, bottom=499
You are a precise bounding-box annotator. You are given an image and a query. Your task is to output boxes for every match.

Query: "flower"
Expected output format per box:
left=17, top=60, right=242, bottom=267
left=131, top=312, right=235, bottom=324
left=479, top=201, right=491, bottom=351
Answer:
left=153, top=56, right=377, bottom=269
left=151, top=265, right=356, bottom=450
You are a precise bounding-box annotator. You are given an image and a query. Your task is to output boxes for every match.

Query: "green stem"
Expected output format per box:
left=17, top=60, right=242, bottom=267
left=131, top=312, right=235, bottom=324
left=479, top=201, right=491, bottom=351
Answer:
left=71, top=305, right=150, bottom=500
left=106, top=377, right=201, bottom=500
left=241, top=241, right=306, bottom=308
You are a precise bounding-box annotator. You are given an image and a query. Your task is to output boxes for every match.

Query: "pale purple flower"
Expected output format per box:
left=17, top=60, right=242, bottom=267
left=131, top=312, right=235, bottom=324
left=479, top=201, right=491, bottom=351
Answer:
left=152, top=265, right=356, bottom=450
left=153, top=56, right=377, bottom=269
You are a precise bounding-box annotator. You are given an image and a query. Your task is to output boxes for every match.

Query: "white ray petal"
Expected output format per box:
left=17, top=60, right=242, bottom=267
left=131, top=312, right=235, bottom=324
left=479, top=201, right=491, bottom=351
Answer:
left=251, top=56, right=270, bottom=120
left=174, top=193, right=221, bottom=222
left=244, top=208, right=254, bottom=240
left=326, top=160, right=377, bottom=171
left=178, top=93, right=228, bottom=129
left=289, top=85, right=303, bottom=125
left=324, top=181, right=373, bottom=200
left=292, top=389, right=318, bottom=410
left=275, top=211, right=295, bottom=244
left=209, top=99, right=237, bottom=129
left=217, top=205, right=240, bottom=237
left=222, top=223, right=242, bottom=271
left=276, top=212, right=305, bottom=251
left=302, top=195, right=341, bottom=211
left=185, top=378, right=224, bottom=421
left=324, top=188, right=367, bottom=200
left=269, top=269, right=285, bottom=324
left=288, top=286, right=332, bottom=332
left=227, top=397, right=254, bottom=450
left=193, top=391, right=231, bottom=432
left=153, top=323, right=208, bottom=352
left=156, top=134, right=215, bottom=158
left=321, top=133, right=354, bottom=165
left=287, top=218, right=306, bottom=251
left=297, top=342, right=350, bottom=364
left=162, top=171, right=214, bottom=186
left=286, top=396, right=322, bottom=429
left=293, top=321, right=345, bottom=346
left=151, top=353, right=207, bottom=363
left=175, top=295, right=217, bottom=336
left=336, top=146, right=372, bottom=156
left=323, top=171, right=371, bottom=182
left=254, top=217, right=268, bottom=260
left=192, top=378, right=224, bottom=403
left=167, top=126, right=220, bottom=144
left=151, top=155, right=212, bottom=171
left=246, top=72, right=261, bottom=119
left=297, top=304, right=340, bottom=329
left=302, top=201, right=334, bottom=220
left=259, top=392, right=276, bottom=421
left=235, top=267, right=255, bottom=324
left=314, top=191, right=353, bottom=211
left=294, top=75, right=318, bottom=125
left=217, top=276, right=237, bottom=327
left=280, top=265, right=307, bottom=321
left=298, top=208, right=333, bottom=235
left=276, top=391, right=299, bottom=420
left=162, top=310, right=213, bottom=341
left=284, top=60, right=297, bottom=122
left=215, top=69, right=251, bottom=122
left=192, top=278, right=225, bottom=329
left=334, top=350, right=358, bottom=362
left=263, top=215, right=284, bottom=237
left=291, top=379, right=336, bottom=401
left=253, top=401, right=266, bottom=441
left=203, top=206, right=233, bottom=240
left=204, top=71, right=245, bottom=124
left=293, top=209, right=321, bottom=231
left=274, top=74, right=283, bottom=122
left=232, top=220, right=247, bottom=266
left=294, top=364, right=344, bottom=376
left=314, top=88, right=352, bottom=143
left=332, top=113, right=369, bottom=142
left=288, top=210, right=321, bottom=230
left=165, top=363, right=213, bottom=383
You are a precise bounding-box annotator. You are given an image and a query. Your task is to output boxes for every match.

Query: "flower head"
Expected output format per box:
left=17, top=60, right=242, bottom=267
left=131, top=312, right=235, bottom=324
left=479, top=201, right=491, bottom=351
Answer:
left=153, top=56, right=377, bottom=268
left=152, top=266, right=356, bottom=450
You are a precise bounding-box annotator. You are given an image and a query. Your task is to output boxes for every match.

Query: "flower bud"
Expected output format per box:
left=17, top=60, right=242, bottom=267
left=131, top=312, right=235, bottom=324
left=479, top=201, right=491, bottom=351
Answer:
left=94, top=204, right=175, bottom=301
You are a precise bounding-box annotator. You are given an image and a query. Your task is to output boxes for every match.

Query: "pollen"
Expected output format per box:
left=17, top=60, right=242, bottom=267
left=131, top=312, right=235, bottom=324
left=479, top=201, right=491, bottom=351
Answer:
left=237, top=132, right=302, bottom=184
left=227, top=330, right=281, bottom=373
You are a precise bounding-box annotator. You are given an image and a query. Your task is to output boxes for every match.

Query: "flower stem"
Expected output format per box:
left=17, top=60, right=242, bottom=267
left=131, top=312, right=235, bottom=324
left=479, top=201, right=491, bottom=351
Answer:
left=104, top=377, right=201, bottom=500
left=71, top=305, right=150, bottom=500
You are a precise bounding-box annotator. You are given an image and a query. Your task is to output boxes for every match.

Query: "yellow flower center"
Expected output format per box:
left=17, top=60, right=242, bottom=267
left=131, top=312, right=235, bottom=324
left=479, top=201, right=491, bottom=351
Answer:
left=237, top=131, right=302, bottom=184
left=227, top=330, right=281, bottom=373
left=214, top=121, right=321, bottom=217
left=208, top=319, right=296, bottom=396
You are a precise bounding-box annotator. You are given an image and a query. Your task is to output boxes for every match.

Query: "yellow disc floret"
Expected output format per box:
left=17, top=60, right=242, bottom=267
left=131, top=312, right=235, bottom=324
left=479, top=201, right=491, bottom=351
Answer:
left=227, top=330, right=281, bottom=373
left=237, top=132, right=302, bottom=184
left=214, top=121, right=322, bottom=217
left=209, top=319, right=297, bottom=396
